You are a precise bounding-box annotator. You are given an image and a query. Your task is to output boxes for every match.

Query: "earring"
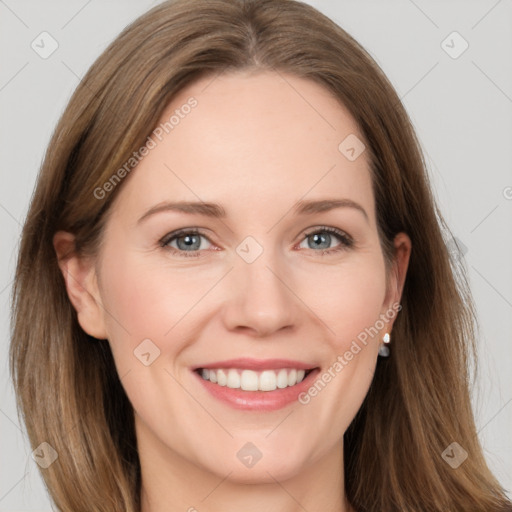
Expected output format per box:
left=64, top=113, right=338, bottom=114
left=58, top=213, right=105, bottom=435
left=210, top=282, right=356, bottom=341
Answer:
left=378, top=332, right=391, bottom=357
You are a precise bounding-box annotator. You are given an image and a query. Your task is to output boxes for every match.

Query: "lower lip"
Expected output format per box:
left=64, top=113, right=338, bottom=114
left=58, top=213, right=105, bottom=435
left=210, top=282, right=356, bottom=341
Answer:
left=192, top=368, right=320, bottom=411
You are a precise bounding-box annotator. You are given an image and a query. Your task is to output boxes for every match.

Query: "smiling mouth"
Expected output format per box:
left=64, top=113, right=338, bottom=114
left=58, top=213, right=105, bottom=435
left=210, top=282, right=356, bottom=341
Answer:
left=194, top=367, right=316, bottom=392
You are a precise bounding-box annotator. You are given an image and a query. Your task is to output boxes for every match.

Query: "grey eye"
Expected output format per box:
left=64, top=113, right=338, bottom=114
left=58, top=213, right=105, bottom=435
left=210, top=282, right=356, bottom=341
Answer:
left=167, top=233, right=212, bottom=251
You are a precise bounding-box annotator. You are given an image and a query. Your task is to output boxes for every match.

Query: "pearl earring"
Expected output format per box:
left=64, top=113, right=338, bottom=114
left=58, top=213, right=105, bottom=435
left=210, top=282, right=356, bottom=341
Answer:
left=378, top=332, right=391, bottom=357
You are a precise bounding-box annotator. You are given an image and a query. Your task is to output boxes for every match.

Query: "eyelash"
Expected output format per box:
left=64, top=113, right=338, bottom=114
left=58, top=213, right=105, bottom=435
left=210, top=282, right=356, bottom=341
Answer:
left=159, top=226, right=354, bottom=258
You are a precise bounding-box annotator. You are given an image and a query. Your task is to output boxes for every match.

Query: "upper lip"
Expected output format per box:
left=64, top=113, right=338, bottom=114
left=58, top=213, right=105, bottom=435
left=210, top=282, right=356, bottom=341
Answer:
left=193, top=358, right=317, bottom=371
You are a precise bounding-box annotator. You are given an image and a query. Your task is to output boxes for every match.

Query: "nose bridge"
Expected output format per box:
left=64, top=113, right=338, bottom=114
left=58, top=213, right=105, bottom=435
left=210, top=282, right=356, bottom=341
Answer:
left=222, top=235, right=297, bottom=336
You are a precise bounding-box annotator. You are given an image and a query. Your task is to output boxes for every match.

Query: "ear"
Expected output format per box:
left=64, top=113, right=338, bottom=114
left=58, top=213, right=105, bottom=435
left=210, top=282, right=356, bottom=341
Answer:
left=53, top=231, right=108, bottom=340
left=383, top=232, right=411, bottom=328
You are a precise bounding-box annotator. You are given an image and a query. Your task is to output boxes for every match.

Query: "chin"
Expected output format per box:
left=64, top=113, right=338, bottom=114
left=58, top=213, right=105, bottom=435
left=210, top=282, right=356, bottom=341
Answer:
left=197, top=444, right=311, bottom=484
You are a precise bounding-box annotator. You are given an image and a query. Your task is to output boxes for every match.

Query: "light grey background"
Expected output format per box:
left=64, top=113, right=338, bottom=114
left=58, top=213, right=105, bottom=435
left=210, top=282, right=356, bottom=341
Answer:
left=1, top=0, right=511, bottom=510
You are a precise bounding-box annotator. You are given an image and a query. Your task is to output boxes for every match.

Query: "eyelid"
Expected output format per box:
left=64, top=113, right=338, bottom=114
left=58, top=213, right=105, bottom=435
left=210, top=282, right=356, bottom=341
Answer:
left=159, top=227, right=209, bottom=246
left=301, top=225, right=353, bottom=244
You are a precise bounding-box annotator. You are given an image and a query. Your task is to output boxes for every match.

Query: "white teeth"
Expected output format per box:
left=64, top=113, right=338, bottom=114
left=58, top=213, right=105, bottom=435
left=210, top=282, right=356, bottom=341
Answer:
left=217, top=369, right=227, bottom=386
left=227, top=369, right=240, bottom=389
left=199, top=367, right=311, bottom=392
left=259, top=370, right=277, bottom=391
left=240, top=370, right=259, bottom=391
left=276, top=369, right=288, bottom=389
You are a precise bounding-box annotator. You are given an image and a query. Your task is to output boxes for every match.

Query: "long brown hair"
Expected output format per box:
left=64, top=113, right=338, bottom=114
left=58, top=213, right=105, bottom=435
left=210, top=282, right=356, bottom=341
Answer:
left=10, top=0, right=511, bottom=510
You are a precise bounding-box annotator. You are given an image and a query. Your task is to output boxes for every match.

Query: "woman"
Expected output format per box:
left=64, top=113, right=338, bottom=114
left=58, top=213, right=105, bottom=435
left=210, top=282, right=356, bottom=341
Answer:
left=10, top=0, right=511, bottom=510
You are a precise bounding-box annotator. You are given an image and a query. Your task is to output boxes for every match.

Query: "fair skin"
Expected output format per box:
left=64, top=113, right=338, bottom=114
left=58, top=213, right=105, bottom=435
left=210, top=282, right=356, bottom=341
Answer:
left=54, top=70, right=411, bottom=512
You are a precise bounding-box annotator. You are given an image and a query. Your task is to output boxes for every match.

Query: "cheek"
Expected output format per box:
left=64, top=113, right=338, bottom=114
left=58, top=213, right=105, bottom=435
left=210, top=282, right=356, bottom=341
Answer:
left=295, top=264, right=386, bottom=442
left=296, top=254, right=386, bottom=411
left=305, top=254, right=388, bottom=346
left=96, top=251, right=206, bottom=418
left=99, top=250, right=216, bottom=342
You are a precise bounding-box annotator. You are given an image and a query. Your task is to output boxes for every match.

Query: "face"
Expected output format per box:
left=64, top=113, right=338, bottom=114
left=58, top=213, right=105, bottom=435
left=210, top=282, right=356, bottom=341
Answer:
left=66, top=70, right=409, bottom=485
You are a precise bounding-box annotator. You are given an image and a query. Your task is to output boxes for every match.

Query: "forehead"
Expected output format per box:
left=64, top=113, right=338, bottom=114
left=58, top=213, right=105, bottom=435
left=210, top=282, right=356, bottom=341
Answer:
left=112, top=70, right=374, bottom=225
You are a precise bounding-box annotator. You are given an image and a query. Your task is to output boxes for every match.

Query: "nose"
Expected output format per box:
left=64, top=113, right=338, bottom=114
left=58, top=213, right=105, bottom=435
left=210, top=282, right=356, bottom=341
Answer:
left=221, top=247, right=299, bottom=338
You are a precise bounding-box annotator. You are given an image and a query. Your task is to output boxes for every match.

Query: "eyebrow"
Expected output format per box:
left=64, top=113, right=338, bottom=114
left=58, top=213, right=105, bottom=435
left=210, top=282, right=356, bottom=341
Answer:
left=137, top=198, right=368, bottom=224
